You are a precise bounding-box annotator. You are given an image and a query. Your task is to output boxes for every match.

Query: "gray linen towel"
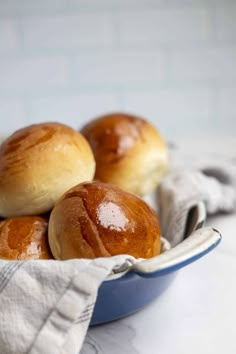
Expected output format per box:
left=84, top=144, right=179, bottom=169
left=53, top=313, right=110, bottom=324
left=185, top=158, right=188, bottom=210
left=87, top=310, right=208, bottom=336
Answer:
left=0, top=160, right=235, bottom=354
left=158, top=163, right=236, bottom=246
left=0, top=256, right=138, bottom=354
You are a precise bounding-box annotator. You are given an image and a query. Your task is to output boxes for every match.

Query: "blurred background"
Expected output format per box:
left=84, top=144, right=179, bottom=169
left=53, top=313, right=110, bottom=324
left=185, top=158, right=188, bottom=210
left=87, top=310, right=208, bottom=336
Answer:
left=0, top=0, right=235, bottom=139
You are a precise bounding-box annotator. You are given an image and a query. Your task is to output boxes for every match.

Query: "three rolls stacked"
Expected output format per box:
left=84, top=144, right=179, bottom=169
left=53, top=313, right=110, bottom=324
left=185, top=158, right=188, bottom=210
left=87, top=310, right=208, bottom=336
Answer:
left=0, top=114, right=168, bottom=261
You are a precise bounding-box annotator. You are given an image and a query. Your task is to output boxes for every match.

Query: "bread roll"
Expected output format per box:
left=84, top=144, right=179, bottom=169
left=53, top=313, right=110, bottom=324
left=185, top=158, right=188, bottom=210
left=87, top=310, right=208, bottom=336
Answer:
left=49, top=181, right=161, bottom=260
left=0, top=122, right=95, bottom=217
left=0, top=216, right=53, bottom=260
left=81, top=113, right=168, bottom=196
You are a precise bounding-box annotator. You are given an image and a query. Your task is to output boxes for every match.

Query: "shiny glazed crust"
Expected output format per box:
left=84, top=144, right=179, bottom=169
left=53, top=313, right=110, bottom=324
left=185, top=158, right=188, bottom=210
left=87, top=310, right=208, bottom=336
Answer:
left=0, top=216, right=53, bottom=260
left=81, top=113, right=168, bottom=196
left=49, top=181, right=161, bottom=260
left=0, top=122, right=95, bottom=217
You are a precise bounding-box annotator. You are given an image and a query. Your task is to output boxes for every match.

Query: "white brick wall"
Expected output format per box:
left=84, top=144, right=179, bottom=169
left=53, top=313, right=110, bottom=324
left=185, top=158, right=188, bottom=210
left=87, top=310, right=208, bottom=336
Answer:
left=214, top=6, right=236, bottom=41
left=0, top=0, right=67, bottom=14
left=28, top=93, right=121, bottom=129
left=22, top=14, right=113, bottom=50
left=0, top=0, right=235, bottom=138
left=219, top=88, right=236, bottom=117
left=118, top=9, right=210, bottom=44
left=0, top=57, right=69, bottom=91
left=123, top=89, right=212, bottom=136
left=0, top=99, right=27, bottom=134
left=74, top=50, right=166, bottom=87
left=69, top=0, right=165, bottom=10
left=171, top=47, right=236, bottom=81
left=0, top=20, right=19, bottom=53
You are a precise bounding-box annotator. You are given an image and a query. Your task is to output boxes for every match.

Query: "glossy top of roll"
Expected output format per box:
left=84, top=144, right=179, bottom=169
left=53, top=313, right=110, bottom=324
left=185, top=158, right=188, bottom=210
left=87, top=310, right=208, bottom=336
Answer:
left=82, top=113, right=147, bottom=163
left=81, top=113, right=168, bottom=196
left=0, top=216, right=53, bottom=260
left=49, top=181, right=161, bottom=260
left=0, top=122, right=95, bottom=217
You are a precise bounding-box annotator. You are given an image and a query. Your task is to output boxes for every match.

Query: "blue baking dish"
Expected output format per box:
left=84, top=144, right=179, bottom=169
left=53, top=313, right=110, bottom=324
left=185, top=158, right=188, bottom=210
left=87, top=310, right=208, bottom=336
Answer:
left=90, top=202, right=221, bottom=325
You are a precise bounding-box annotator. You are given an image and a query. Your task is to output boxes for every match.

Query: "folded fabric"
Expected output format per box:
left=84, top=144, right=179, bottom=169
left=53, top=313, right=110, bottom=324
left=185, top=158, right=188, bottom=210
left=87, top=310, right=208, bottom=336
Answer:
left=0, top=256, right=138, bottom=354
left=157, top=164, right=236, bottom=246
left=0, top=156, right=235, bottom=354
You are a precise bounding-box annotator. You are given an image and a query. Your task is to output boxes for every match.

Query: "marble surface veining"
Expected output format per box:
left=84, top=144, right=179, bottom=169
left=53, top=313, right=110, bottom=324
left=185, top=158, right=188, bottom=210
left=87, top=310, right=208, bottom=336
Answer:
left=81, top=321, right=138, bottom=354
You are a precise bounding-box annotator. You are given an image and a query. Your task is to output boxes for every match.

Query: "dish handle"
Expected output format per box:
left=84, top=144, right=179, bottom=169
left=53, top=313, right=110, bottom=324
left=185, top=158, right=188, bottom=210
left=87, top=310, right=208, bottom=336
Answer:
left=133, top=227, right=222, bottom=278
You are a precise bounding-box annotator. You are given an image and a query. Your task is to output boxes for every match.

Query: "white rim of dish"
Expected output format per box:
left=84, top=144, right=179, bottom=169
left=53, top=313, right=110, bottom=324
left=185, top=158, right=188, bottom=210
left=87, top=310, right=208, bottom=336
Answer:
left=105, top=202, right=215, bottom=280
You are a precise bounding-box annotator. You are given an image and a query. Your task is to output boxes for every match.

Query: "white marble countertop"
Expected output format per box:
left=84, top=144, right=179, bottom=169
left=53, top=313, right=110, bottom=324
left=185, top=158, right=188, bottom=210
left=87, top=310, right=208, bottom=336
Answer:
left=81, top=136, right=236, bottom=354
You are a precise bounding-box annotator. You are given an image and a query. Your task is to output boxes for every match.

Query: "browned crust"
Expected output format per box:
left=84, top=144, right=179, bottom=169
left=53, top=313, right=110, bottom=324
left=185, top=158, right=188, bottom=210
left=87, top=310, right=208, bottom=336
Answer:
left=0, top=216, right=53, bottom=260
left=49, top=181, right=161, bottom=260
left=81, top=112, right=147, bottom=164
left=81, top=112, right=168, bottom=196
left=0, top=121, right=95, bottom=217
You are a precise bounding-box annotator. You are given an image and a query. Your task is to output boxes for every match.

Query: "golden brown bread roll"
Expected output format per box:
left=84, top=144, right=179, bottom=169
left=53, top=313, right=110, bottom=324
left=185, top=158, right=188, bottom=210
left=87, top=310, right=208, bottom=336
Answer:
left=0, top=122, right=95, bottom=217
left=0, top=216, right=53, bottom=260
left=81, top=112, right=168, bottom=196
left=48, top=181, right=161, bottom=260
